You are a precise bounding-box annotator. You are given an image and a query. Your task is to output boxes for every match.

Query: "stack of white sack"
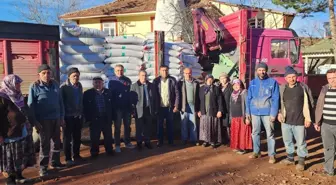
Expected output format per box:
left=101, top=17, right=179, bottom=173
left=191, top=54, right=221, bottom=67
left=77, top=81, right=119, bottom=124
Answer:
left=103, top=36, right=146, bottom=83
left=143, top=39, right=202, bottom=81
left=142, top=33, right=156, bottom=82
left=59, top=24, right=107, bottom=89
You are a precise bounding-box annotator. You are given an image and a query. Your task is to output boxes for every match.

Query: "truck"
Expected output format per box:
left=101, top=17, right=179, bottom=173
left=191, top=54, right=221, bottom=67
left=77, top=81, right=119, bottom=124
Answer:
left=0, top=21, right=60, bottom=95
left=191, top=8, right=305, bottom=85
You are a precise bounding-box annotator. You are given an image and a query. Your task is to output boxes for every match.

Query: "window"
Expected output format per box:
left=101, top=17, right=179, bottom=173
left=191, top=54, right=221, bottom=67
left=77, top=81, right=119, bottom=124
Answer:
left=102, top=21, right=116, bottom=36
left=289, top=39, right=299, bottom=64
left=271, top=39, right=288, bottom=58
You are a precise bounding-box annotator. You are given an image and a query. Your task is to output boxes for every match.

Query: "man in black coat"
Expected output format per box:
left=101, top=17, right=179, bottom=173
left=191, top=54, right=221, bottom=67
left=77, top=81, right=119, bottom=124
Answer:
left=130, top=70, right=156, bottom=150
left=153, top=65, right=180, bottom=147
left=83, top=77, right=114, bottom=158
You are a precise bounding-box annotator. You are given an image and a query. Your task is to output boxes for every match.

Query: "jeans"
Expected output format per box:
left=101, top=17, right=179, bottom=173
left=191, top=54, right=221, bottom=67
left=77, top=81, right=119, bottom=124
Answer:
left=39, top=119, right=61, bottom=168
left=180, top=104, right=197, bottom=142
left=281, top=123, right=308, bottom=158
left=157, top=107, right=174, bottom=144
left=114, top=110, right=131, bottom=146
left=90, top=116, right=113, bottom=156
left=321, top=123, right=336, bottom=174
left=63, top=116, right=82, bottom=161
left=251, top=115, right=276, bottom=156
left=135, top=108, right=152, bottom=144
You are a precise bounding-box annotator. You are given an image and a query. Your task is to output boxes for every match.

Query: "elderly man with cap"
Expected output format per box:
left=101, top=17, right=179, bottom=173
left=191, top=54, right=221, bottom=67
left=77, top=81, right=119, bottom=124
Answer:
left=218, top=72, right=233, bottom=145
left=28, top=64, right=66, bottom=177
left=83, top=76, right=114, bottom=159
left=246, top=62, right=279, bottom=164
left=60, top=67, right=84, bottom=166
left=278, top=66, right=314, bottom=171
left=198, top=74, right=223, bottom=148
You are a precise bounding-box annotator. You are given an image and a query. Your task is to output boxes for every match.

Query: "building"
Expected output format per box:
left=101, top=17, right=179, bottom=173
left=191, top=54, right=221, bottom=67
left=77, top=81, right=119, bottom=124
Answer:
left=60, top=0, right=296, bottom=39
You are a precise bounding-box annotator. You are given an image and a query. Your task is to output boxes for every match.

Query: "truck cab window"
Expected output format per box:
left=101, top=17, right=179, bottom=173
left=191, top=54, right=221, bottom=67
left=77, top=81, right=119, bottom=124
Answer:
left=289, top=39, right=299, bottom=64
left=271, top=39, right=288, bottom=58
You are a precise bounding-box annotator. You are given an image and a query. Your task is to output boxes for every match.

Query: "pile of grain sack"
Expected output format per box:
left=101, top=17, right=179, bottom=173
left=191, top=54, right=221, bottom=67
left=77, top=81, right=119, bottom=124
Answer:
left=59, top=25, right=203, bottom=88
left=144, top=33, right=203, bottom=81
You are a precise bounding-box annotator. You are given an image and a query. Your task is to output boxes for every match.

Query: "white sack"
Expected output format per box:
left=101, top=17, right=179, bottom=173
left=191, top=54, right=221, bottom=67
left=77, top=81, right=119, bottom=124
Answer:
left=60, top=52, right=106, bottom=64
left=60, top=63, right=106, bottom=73
left=104, top=49, right=144, bottom=58
left=62, top=25, right=107, bottom=38
left=104, top=56, right=143, bottom=65
left=60, top=37, right=105, bottom=46
left=104, top=43, right=145, bottom=51
left=105, top=36, right=145, bottom=45
left=60, top=45, right=105, bottom=54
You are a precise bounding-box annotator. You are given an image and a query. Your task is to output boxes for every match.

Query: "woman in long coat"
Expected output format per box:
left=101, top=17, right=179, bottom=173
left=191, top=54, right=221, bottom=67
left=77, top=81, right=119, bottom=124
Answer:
left=0, top=75, right=35, bottom=184
left=198, top=74, right=223, bottom=148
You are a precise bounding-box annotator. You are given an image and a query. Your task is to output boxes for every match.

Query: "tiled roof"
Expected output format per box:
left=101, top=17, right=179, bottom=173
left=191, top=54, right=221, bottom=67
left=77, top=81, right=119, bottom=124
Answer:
left=302, top=38, right=334, bottom=54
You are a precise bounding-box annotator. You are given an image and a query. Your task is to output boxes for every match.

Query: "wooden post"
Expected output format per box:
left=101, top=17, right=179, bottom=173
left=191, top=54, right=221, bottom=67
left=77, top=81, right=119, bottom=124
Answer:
left=154, top=31, right=164, bottom=77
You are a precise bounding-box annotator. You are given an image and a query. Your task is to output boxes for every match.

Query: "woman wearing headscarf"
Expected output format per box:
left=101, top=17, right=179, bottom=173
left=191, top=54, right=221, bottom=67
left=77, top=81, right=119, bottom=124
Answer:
left=218, top=72, right=233, bottom=145
left=229, top=79, right=252, bottom=154
left=0, top=75, right=35, bottom=185
left=198, top=74, right=223, bottom=148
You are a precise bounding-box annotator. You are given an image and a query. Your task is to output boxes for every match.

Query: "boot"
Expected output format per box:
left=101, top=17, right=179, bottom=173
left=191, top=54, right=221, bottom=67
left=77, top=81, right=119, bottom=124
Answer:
left=5, top=174, right=16, bottom=185
left=16, top=170, right=31, bottom=184
left=296, top=157, right=305, bottom=171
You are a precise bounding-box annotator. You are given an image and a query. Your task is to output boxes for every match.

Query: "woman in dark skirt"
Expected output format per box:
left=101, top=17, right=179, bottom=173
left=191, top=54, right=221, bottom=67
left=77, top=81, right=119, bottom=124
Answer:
left=198, top=74, right=223, bottom=148
left=218, top=72, right=233, bottom=145
left=229, top=79, right=252, bottom=154
left=0, top=75, right=35, bottom=185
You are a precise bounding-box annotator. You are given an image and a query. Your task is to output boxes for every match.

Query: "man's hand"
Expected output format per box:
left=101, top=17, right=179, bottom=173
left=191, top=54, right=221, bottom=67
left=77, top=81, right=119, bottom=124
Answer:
left=245, top=117, right=251, bottom=125
left=217, top=111, right=222, bottom=118
left=198, top=112, right=202, bottom=118
left=304, top=121, right=312, bottom=128
left=173, top=107, right=179, bottom=113
left=60, top=119, right=66, bottom=128
left=314, top=124, right=321, bottom=132
left=34, top=122, right=42, bottom=133
left=270, top=116, right=276, bottom=123
left=0, top=136, right=3, bottom=144
left=277, top=113, right=284, bottom=123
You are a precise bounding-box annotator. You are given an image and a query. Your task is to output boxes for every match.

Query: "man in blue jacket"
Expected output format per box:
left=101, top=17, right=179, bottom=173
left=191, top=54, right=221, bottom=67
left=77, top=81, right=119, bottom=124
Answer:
left=108, top=64, right=134, bottom=152
left=246, top=62, right=279, bottom=164
left=28, top=64, right=66, bottom=177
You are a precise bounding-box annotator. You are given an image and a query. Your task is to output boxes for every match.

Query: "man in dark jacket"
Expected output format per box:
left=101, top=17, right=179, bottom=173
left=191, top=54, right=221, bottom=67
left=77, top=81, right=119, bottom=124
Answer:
left=28, top=64, right=65, bottom=177
left=153, top=65, right=180, bottom=147
left=108, top=64, right=134, bottom=152
left=178, top=68, right=200, bottom=145
left=314, top=68, right=336, bottom=176
left=60, top=67, right=84, bottom=166
left=278, top=66, right=314, bottom=171
left=83, top=77, right=114, bottom=159
left=218, top=72, right=233, bottom=145
left=130, top=70, right=155, bottom=150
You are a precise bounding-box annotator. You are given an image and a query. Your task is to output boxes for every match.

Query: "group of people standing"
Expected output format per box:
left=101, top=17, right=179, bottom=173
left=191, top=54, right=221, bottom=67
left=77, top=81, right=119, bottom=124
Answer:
left=1, top=61, right=336, bottom=185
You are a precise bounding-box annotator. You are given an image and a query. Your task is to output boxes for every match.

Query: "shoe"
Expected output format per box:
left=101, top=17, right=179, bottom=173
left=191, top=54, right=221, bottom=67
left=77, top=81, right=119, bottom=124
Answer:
left=269, top=156, right=276, bottom=164
left=296, top=157, right=305, bottom=171
left=66, top=160, right=75, bottom=167
left=145, top=142, right=152, bottom=149
left=280, top=158, right=295, bottom=165
left=202, top=142, right=209, bottom=147
left=211, top=144, right=216, bottom=149
left=232, top=149, right=239, bottom=152
left=5, top=175, right=16, bottom=185
left=195, top=142, right=200, bottom=146
left=15, top=171, right=31, bottom=184
left=115, top=146, right=121, bottom=153
left=157, top=142, right=163, bottom=148
left=322, top=171, right=335, bottom=176
left=73, top=155, right=85, bottom=163
left=51, top=163, right=66, bottom=170
left=125, top=143, right=135, bottom=149
left=39, top=167, right=48, bottom=177
left=249, top=153, right=261, bottom=159
left=237, top=150, right=246, bottom=155
left=137, top=143, right=142, bottom=151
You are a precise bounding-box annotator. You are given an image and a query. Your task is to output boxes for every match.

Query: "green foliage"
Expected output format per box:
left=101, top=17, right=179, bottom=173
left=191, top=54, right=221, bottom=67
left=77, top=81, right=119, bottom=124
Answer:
left=272, top=0, right=328, bottom=16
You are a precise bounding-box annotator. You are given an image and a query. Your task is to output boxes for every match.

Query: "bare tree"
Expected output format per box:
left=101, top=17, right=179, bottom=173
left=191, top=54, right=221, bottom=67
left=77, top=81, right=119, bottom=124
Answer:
left=299, top=20, right=325, bottom=39
left=13, top=0, right=86, bottom=25
left=328, top=0, right=336, bottom=62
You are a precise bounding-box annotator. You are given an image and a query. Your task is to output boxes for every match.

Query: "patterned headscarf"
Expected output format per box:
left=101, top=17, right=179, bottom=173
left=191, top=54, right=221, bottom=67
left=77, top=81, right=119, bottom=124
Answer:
left=231, top=79, right=242, bottom=103
left=0, top=74, right=25, bottom=108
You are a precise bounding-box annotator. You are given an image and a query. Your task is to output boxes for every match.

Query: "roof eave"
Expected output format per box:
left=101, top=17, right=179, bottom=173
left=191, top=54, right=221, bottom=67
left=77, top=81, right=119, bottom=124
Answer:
left=61, top=11, right=156, bottom=20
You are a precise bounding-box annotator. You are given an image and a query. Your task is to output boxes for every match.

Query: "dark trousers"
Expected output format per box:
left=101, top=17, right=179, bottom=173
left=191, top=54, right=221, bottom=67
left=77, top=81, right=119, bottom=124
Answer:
left=157, top=107, right=174, bottom=144
left=221, top=114, right=231, bottom=144
left=135, top=108, right=152, bottom=144
left=39, top=119, right=61, bottom=168
left=114, top=110, right=131, bottom=146
left=63, top=116, right=82, bottom=161
left=90, top=116, right=113, bottom=156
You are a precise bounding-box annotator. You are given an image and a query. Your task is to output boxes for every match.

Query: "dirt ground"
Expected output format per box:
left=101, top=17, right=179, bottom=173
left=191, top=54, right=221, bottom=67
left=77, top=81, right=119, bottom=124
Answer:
left=1, top=125, right=336, bottom=185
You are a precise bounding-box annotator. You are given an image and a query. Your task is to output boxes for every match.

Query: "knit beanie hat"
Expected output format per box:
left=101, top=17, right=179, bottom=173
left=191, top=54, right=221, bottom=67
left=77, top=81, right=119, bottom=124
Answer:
left=68, top=67, right=80, bottom=77
left=205, top=74, right=214, bottom=81
left=37, top=64, right=51, bottom=73
left=284, top=66, right=297, bottom=77
left=256, top=62, right=268, bottom=71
